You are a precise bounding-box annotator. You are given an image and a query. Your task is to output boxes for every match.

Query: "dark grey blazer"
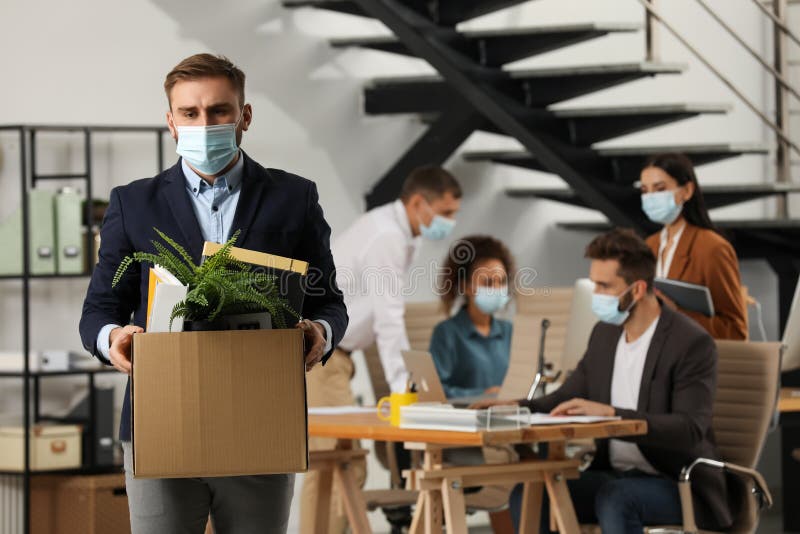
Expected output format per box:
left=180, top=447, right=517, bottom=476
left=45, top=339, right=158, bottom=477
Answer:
left=521, top=305, right=731, bottom=530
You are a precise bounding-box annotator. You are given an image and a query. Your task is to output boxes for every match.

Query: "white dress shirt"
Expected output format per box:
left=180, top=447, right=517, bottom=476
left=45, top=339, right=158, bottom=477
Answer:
left=609, top=317, right=660, bottom=474
left=656, top=223, right=686, bottom=278
left=333, top=200, right=421, bottom=393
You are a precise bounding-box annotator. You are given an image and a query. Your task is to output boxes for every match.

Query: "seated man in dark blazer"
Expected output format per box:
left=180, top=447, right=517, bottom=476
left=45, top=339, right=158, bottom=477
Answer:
left=79, top=53, right=347, bottom=534
left=476, top=228, right=730, bottom=533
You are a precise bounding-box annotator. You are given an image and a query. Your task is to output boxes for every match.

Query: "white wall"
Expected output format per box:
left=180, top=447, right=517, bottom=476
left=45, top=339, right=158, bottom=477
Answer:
left=0, top=0, right=794, bottom=531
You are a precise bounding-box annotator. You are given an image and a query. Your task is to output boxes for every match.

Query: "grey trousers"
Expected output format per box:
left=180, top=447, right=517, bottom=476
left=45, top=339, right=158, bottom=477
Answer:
left=122, top=442, right=294, bottom=534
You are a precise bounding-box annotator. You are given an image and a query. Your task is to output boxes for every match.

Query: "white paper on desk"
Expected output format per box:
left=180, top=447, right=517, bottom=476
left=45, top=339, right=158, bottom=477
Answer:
left=530, top=413, right=621, bottom=425
left=307, top=406, right=376, bottom=415
left=504, top=413, right=621, bottom=425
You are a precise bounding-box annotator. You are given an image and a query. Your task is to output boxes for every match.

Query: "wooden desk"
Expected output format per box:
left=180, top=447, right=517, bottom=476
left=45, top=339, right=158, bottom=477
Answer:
left=779, top=387, right=800, bottom=413
left=307, top=413, right=646, bottom=534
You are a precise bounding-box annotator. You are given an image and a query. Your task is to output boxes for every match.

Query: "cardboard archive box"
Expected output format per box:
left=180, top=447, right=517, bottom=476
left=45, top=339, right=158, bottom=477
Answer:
left=31, top=473, right=131, bottom=534
left=131, top=328, right=308, bottom=478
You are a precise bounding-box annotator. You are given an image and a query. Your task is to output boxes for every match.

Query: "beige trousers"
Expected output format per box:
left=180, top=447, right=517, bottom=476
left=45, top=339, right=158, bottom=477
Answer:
left=300, top=349, right=368, bottom=534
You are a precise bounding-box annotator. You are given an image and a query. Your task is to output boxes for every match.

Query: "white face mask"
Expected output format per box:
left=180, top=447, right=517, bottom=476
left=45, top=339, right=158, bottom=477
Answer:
left=418, top=201, right=456, bottom=241
left=175, top=111, right=244, bottom=175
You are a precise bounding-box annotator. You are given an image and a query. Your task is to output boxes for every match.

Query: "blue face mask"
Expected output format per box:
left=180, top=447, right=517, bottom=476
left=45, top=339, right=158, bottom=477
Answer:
left=641, top=190, right=683, bottom=225
left=419, top=203, right=456, bottom=241
left=176, top=118, right=241, bottom=175
left=591, top=285, right=635, bottom=326
left=474, top=285, right=510, bottom=315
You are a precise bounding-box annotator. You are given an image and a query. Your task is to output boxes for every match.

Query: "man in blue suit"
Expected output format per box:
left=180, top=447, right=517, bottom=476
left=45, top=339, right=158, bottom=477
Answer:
left=79, top=53, right=348, bottom=534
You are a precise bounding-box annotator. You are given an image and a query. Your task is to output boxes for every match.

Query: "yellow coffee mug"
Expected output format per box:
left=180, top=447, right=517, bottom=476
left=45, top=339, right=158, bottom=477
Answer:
left=376, top=392, right=418, bottom=426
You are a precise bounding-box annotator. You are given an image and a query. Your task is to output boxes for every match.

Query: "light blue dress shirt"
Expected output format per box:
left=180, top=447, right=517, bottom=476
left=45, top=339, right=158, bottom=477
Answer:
left=97, top=153, right=331, bottom=361
left=428, top=307, right=512, bottom=399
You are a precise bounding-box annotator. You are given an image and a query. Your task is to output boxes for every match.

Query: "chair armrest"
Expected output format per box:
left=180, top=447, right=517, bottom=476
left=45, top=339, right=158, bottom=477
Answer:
left=680, top=458, right=773, bottom=509
left=676, top=458, right=773, bottom=534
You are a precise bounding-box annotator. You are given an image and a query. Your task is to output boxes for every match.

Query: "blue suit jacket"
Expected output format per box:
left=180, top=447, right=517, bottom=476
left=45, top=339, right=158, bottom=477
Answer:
left=79, top=152, right=348, bottom=441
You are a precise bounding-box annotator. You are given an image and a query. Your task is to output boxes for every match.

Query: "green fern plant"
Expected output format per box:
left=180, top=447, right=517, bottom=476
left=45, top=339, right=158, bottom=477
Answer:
left=112, top=228, right=299, bottom=330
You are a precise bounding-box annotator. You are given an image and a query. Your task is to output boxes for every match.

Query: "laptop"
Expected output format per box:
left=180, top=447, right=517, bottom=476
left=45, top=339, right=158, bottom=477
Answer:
left=401, top=350, right=496, bottom=407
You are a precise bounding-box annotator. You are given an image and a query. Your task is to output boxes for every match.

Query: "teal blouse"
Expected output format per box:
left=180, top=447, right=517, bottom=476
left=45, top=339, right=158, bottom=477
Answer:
left=428, top=307, right=512, bottom=399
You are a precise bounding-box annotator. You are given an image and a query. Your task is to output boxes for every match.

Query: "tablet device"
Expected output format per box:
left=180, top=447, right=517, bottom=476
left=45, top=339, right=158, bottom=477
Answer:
left=654, top=277, right=715, bottom=317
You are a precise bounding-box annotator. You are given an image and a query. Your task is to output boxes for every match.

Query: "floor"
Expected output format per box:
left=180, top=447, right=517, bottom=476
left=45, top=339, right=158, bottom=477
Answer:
left=461, top=503, right=790, bottom=533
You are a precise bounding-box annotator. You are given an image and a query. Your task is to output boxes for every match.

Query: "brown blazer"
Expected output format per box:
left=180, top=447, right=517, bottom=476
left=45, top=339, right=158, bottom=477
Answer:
left=521, top=306, right=732, bottom=530
left=646, top=223, right=747, bottom=340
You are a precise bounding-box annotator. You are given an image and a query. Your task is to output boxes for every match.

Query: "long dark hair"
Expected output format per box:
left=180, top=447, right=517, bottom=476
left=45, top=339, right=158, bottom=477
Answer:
left=643, top=153, right=716, bottom=231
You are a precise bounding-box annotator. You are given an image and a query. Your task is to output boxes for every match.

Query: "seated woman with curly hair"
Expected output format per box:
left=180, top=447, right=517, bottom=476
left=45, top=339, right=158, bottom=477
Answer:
left=429, top=235, right=515, bottom=399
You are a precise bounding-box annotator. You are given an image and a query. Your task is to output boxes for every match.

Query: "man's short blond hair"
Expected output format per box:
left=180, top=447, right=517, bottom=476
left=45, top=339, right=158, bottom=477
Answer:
left=164, top=54, right=245, bottom=109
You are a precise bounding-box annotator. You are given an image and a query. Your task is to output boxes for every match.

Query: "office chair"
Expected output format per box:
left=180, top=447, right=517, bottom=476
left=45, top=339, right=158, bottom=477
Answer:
left=647, top=340, right=781, bottom=534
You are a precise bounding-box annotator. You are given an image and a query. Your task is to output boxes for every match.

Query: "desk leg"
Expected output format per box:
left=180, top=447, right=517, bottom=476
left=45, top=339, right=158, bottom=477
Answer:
left=518, top=481, right=544, bottom=534
left=312, top=467, right=333, bottom=534
left=410, top=448, right=443, bottom=534
left=441, top=477, right=467, bottom=534
left=334, top=463, right=372, bottom=534
left=548, top=442, right=565, bottom=533
left=545, top=472, right=580, bottom=534
left=409, top=491, right=426, bottom=534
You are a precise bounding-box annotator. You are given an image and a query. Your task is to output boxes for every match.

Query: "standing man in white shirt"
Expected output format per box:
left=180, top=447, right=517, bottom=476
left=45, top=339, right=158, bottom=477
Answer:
left=300, top=166, right=462, bottom=534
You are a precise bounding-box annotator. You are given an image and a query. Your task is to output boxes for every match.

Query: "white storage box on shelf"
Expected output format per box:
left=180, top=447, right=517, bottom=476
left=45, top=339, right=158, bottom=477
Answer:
left=0, top=424, right=82, bottom=471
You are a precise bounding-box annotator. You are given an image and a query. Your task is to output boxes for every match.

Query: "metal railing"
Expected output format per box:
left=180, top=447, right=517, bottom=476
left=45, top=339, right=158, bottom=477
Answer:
left=642, top=0, right=799, bottom=215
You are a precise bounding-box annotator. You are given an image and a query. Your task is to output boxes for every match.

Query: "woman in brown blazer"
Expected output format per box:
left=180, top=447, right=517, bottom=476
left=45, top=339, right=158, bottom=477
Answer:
left=639, top=153, right=748, bottom=340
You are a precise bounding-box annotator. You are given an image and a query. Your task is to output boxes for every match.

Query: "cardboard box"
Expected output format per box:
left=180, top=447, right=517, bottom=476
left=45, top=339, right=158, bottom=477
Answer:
left=132, top=329, right=307, bottom=478
left=0, top=424, right=82, bottom=471
left=31, top=473, right=130, bottom=534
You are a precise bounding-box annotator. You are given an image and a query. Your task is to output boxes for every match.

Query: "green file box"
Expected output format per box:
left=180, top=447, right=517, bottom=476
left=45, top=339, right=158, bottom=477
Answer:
left=0, top=189, right=58, bottom=276
left=55, top=188, right=83, bottom=274
left=29, top=189, right=56, bottom=275
left=0, top=209, right=22, bottom=275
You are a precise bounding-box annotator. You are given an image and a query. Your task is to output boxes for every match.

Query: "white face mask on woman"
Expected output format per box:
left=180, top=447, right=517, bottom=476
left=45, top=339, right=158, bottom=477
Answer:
left=641, top=190, right=683, bottom=225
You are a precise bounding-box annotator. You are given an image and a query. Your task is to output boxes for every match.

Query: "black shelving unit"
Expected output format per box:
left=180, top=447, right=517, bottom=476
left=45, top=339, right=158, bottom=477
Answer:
left=0, top=124, right=169, bottom=534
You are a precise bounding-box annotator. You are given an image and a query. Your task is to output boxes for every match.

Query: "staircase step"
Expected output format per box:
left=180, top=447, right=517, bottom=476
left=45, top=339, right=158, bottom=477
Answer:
left=507, top=183, right=800, bottom=210
left=282, top=0, right=531, bottom=24
left=556, top=218, right=800, bottom=258
left=330, top=23, right=640, bottom=66
left=430, top=0, right=534, bottom=25
left=282, top=0, right=366, bottom=18
left=468, top=103, right=730, bottom=145
left=464, top=143, right=768, bottom=182
left=365, top=62, right=686, bottom=114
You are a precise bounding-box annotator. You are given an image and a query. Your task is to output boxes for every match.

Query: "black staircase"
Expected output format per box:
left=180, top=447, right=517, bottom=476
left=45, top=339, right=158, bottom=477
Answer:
left=283, top=0, right=800, bottom=326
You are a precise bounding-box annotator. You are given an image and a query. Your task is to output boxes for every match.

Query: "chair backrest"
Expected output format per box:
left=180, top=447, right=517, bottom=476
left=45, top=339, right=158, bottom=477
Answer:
left=513, top=288, right=574, bottom=371
left=405, top=300, right=447, bottom=350
left=499, top=288, right=574, bottom=398
left=712, top=340, right=781, bottom=468
left=712, top=340, right=781, bottom=532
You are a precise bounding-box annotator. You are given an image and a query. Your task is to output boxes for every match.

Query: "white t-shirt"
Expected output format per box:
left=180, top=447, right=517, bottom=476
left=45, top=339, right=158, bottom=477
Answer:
left=609, top=317, right=660, bottom=474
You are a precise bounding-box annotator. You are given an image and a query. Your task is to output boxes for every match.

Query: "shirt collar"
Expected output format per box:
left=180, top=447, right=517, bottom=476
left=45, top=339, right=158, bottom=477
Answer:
left=658, top=220, right=686, bottom=249
left=392, top=199, right=415, bottom=242
left=454, top=306, right=504, bottom=339
left=182, top=151, right=244, bottom=197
